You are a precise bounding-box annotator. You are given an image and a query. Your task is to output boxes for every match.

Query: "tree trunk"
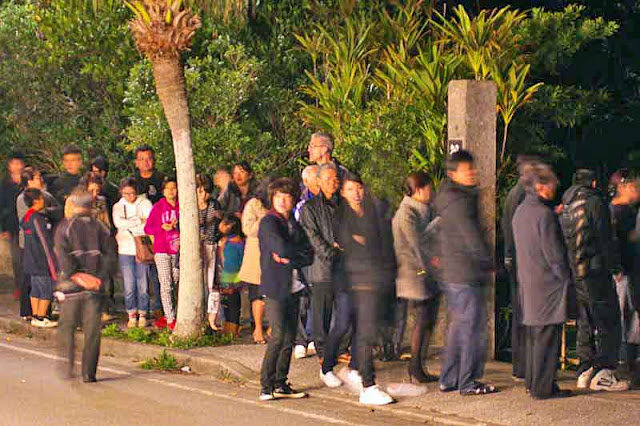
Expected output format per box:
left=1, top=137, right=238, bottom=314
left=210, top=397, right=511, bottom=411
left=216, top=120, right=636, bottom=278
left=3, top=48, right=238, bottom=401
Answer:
left=151, top=57, right=203, bottom=338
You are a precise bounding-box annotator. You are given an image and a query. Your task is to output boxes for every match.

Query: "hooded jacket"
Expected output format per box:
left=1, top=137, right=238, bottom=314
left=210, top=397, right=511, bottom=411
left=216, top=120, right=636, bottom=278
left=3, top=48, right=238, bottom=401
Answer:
left=144, top=197, right=179, bottom=254
left=434, top=178, right=493, bottom=285
left=113, top=194, right=153, bottom=256
left=21, top=208, right=58, bottom=279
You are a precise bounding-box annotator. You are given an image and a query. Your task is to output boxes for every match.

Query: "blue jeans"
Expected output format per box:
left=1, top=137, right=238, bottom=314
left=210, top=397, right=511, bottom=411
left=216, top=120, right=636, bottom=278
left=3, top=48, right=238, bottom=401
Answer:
left=322, top=290, right=357, bottom=374
left=148, top=263, right=162, bottom=311
left=439, top=283, right=488, bottom=392
left=119, top=255, right=150, bottom=314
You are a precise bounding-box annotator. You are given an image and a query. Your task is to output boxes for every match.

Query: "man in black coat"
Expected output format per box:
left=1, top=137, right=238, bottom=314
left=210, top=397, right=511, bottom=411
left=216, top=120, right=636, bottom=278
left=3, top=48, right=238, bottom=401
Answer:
left=50, top=145, right=83, bottom=204
left=435, top=150, right=496, bottom=396
left=560, top=169, right=628, bottom=391
left=513, top=163, right=572, bottom=399
left=0, top=152, right=25, bottom=300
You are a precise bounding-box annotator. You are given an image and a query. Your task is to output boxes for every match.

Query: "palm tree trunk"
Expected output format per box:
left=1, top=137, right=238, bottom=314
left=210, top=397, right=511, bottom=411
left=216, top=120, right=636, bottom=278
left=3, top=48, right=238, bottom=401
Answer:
left=151, top=57, right=203, bottom=338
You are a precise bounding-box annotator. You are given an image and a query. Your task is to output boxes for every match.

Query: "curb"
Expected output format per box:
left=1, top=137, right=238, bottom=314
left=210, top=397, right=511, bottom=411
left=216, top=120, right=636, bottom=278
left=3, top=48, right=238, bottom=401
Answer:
left=0, top=315, right=259, bottom=383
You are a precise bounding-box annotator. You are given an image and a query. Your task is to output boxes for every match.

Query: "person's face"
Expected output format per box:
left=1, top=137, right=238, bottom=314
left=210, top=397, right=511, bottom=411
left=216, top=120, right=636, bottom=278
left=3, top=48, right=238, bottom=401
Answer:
left=62, top=153, right=83, bottom=175
left=27, top=173, right=44, bottom=190
left=197, top=186, right=210, bottom=203
left=318, top=168, right=340, bottom=197
left=7, top=159, right=24, bottom=175
left=536, top=182, right=557, bottom=201
left=218, top=220, right=233, bottom=235
left=232, top=166, right=251, bottom=187
left=303, top=171, right=320, bottom=196
left=121, top=186, right=137, bottom=204
left=307, top=136, right=329, bottom=163
left=32, top=197, right=45, bottom=212
left=163, top=182, right=178, bottom=201
left=91, top=165, right=107, bottom=179
left=414, top=185, right=432, bottom=204
left=214, top=170, right=231, bottom=189
left=449, top=161, right=477, bottom=187
left=272, top=191, right=295, bottom=216
left=87, top=182, right=102, bottom=200
left=342, top=180, right=365, bottom=206
left=135, top=150, right=155, bottom=174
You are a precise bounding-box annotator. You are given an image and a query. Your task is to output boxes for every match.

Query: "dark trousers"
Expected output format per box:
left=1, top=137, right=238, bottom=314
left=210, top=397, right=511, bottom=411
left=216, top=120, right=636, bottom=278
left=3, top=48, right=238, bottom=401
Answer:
left=393, top=298, right=408, bottom=349
left=351, top=289, right=380, bottom=388
left=509, top=270, right=527, bottom=378
left=439, top=283, right=488, bottom=392
left=20, top=270, right=32, bottom=318
left=310, top=282, right=334, bottom=358
left=223, top=291, right=242, bottom=325
left=148, top=264, right=163, bottom=311
left=322, top=290, right=357, bottom=374
left=260, top=294, right=300, bottom=391
left=295, top=290, right=312, bottom=346
left=409, top=297, right=440, bottom=372
left=58, top=292, right=103, bottom=380
left=526, top=324, right=561, bottom=399
left=9, top=235, right=23, bottom=291
left=576, top=280, right=621, bottom=375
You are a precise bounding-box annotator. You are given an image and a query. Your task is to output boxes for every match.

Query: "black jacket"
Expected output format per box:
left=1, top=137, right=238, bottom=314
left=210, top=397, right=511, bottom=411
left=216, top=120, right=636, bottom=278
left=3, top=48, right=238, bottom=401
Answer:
left=54, top=212, right=117, bottom=293
left=299, top=193, right=340, bottom=283
left=513, top=194, right=572, bottom=326
left=219, top=181, right=258, bottom=215
left=50, top=172, right=82, bottom=204
left=21, top=209, right=57, bottom=278
left=434, top=178, right=493, bottom=285
left=0, top=177, right=22, bottom=235
left=135, top=170, right=165, bottom=204
left=501, top=181, right=526, bottom=266
left=259, top=211, right=314, bottom=301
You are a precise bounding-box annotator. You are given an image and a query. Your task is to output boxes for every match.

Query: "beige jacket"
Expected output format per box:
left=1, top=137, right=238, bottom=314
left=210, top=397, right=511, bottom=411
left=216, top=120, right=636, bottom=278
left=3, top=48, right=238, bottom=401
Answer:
left=238, top=198, right=268, bottom=285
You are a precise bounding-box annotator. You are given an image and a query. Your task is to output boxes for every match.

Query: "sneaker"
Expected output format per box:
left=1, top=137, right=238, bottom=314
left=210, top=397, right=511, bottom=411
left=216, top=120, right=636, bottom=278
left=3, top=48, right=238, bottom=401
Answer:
left=138, top=316, right=147, bottom=328
left=577, top=366, right=595, bottom=389
left=30, top=318, right=43, bottom=327
left=294, top=345, right=308, bottom=359
left=259, top=390, right=275, bottom=401
left=359, top=385, right=394, bottom=406
left=127, top=317, right=137, bottom=329
left=154, top=316, right=167, bottom=329
left=346, top=369, right=364, bottom=392
left=168, top=320, right=176, bottom=331
left=273, top=383, right=307, bottom=399
left=320, top=370, right=343, bottom=388
left=307, top=341, right=317, bottom=356
left=590, top=369, right=630, bottom=392
left=39, top=318, right=58, bottom=328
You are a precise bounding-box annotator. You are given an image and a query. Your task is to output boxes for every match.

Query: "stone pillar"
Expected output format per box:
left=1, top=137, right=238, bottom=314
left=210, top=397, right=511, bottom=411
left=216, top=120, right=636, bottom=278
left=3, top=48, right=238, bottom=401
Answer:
left=447, top=80, right=497, bottom=358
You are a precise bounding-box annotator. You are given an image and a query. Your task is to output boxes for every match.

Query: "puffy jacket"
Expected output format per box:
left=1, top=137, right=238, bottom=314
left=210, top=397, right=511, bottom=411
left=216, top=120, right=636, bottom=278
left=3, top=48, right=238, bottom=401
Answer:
left=113, top=195, right=153, bottom=256
left=299, top=193, right=340, bottom=283
left=21, top=209, right=57, bottom=278
left=434, top=178, right=493, bottom=285
left=144, top=197, right=179, bottom=254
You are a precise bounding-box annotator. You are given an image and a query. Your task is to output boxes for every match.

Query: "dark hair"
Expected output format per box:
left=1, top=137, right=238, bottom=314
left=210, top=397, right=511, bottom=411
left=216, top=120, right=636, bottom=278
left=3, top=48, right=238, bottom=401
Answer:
left=232, top=161, right=253, bottom=176
left=21, top=166, right=40, bottom=186
left=522, top=163, right=558, bottom=193
left=446, top=149, right=474, bottom=171
left=403, top=171, right=433, bottom=196
left=220, top=213, right=243, bottom=237
left=90, top=155, right=109, bottom=173
left=119, top=177, right=138, bottom=192
left=134, top=144, right=154, bottom=159
left=256, top=176, right=276, bottom=209
left=23, top=188, right=43, bottom=208
left=268, top=177, right=299, bottom=204
left=196, top=173, right=214, bottom=194
left=7, top=151, right=25, bottom=163
left=62, top=144, right=82, bottom=157
left=162, top=176, right=178, bottom=191
left=81, top=172, right=104, bottom=188
left=573, top=169, right=596, bottom=187
left=342, top=171, right=364, bottom=186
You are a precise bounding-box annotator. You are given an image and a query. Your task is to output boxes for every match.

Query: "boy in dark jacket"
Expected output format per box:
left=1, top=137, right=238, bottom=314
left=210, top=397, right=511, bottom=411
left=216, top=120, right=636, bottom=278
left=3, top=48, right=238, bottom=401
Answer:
left=21, top=188, right=58, bottom=328
left=258, top=178, right=314, bottom=401
left=55, top=188, right=117, bottom=383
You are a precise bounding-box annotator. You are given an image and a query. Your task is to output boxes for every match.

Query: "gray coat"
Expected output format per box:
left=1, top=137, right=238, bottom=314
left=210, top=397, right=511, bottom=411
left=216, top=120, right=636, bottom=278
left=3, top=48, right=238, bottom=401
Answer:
left=513, top=193, right=572, bottom=326
left=392, top=196, right=437, bottom=300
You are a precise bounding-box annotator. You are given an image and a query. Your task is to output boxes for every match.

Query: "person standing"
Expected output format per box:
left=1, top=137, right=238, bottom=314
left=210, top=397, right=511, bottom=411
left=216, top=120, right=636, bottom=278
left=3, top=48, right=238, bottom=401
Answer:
left=134, top=145, right=166, bottom=204
left=0, top=152, right=25, bottom=301
left=55, top=188, right=117, bottom=383
left=307, top=133, right=348, bottom=180
left=220, top=161, right=258, bottom=216
left=258, top=178, right=313, bottom=401
left=560, top=169, right=628, bottom=391
left=392, top=172, right=439, bottom=383
left=113, top=177, right=153, bottom=328
left=435, top=150, right=496, bottom=396
left=50, top=144, right=84, bottom=204
left=513, top=164, right=572, bottom=400
left=294, top=165, right=320, bottom=221
left=90, top=156, right=119, bottom=216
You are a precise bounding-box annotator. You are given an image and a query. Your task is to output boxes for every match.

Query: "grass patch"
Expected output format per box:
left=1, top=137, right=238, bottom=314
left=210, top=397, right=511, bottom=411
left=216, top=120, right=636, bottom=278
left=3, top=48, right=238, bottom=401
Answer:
left=141, top=350, right=181, bottom=371
left=101, top=323, right=234, bottom=349
left=217, top=368, right=246, bottom=385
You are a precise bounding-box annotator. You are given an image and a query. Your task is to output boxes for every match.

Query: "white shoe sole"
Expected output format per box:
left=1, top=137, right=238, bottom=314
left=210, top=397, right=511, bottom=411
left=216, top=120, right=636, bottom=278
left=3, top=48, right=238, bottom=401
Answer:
left=320, top=372, right=343, bottom=388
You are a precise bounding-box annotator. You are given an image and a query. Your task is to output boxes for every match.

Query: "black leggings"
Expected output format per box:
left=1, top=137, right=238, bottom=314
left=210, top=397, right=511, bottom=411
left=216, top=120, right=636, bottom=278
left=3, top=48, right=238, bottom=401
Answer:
left=223, top=292, right=242, bottom=325
left=409, top=297, right=440, bottom=371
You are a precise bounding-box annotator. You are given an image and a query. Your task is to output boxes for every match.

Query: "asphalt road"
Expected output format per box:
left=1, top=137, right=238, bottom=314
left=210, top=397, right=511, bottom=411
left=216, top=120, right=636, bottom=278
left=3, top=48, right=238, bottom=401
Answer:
left=0, top=335, right=432, bottom=426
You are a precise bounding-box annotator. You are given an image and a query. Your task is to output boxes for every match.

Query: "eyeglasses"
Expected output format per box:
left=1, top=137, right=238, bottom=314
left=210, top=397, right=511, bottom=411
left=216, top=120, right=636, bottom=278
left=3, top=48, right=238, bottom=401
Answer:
left=122, top=191, right=137, bottom=196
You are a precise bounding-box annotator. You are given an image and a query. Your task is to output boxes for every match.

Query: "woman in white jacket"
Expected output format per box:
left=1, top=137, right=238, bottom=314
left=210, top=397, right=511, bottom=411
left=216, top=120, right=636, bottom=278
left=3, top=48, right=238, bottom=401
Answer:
left=113, top=177, right=153, bottom=328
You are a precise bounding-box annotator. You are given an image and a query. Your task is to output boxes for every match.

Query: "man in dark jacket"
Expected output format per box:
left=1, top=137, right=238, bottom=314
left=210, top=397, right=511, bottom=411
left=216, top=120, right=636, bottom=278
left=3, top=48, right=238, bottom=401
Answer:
left=0, top=152, right=25, bottom=300
left=134, top=145, right=165, bottom=204
left=55, top=188, right=117, bottom=383
left=560, top=169, right=628, bottom=391
left=299, top=163, right=345, bottom=362
left=501, top=156, right=539, bottom=381
left=435, top=150, right=496, bottom=396
left=258, top=178, right=313, bottom=401
left=50, top=144, right=83, bottom=204
left=513, top=163, right=572, bottom=399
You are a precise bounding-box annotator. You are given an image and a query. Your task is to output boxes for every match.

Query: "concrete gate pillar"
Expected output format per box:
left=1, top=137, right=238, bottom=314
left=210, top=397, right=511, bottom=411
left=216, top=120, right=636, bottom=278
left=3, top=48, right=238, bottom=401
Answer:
left=447, top=80, right=497, bottom=358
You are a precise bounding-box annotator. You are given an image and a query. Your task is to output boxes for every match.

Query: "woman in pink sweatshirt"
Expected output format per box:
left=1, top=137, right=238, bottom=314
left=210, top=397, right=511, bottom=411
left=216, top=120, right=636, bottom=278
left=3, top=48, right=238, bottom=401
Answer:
left=144, top=177, right=179, bottom=330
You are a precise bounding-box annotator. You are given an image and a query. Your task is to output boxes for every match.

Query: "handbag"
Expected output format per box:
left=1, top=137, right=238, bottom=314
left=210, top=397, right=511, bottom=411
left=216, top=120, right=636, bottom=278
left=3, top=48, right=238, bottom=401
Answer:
left=133, top=234, right=155, bottom=264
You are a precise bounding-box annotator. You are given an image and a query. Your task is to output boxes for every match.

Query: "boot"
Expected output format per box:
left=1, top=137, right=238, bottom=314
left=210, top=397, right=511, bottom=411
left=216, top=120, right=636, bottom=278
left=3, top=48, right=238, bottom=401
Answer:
left=222, top=321, right=240, bottom=338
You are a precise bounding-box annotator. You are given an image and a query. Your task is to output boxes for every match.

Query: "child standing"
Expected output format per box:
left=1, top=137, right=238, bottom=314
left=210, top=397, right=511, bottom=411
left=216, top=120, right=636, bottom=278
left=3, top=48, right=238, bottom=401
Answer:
left=144, top=177, right=179, bottom=330
left=218, top=214, right=245, bottom=337
left=21, top=188, right=58, bottom=328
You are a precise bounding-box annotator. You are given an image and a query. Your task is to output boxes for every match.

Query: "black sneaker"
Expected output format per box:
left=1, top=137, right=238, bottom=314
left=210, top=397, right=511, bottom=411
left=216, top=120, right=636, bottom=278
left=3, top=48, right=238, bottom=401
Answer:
left=259, top=389, right=275, bottom=401
left=82, top=375, right=97, bottom=383
left=273, top=383, right=307, bottom=399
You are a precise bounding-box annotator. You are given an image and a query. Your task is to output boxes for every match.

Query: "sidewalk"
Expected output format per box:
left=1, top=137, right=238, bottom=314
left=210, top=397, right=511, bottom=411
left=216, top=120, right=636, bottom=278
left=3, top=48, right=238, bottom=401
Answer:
left=1, top=277, right=639, bottom=426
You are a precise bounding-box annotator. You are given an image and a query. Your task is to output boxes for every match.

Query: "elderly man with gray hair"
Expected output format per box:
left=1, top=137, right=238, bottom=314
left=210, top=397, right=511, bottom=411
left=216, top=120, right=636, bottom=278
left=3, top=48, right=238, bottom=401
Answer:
left=512, top=163, right=572, bottom=399
left=307, top=132, right=348, bottom=180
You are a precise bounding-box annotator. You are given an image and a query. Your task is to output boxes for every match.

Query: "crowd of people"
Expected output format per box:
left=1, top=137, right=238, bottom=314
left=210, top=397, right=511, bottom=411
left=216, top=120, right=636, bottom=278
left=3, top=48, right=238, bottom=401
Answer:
left=0, top=133, right=638, bottom=405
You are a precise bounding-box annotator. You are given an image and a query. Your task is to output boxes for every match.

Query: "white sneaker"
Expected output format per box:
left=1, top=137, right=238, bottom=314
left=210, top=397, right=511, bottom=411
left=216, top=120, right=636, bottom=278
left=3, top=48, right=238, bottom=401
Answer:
left=39, top=318, right=58, bottom=328
left=294, top=345, right=308, bottom=359
left=307, top=341, right=317, bottom=356
left=359, top=385, right=394, bottom=406
left=590, top=369, right=630, bottom=392
left=577, top=366, right=595, bottom=389
left=127, top=317, right=137, bottom=329
left=346, top=369, right=364, bottom=393
left=138, top=316, right=147, bottom=328
left=320, top=370, right=343, bottom=388
left=30, top=318, right=43, bottom=327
